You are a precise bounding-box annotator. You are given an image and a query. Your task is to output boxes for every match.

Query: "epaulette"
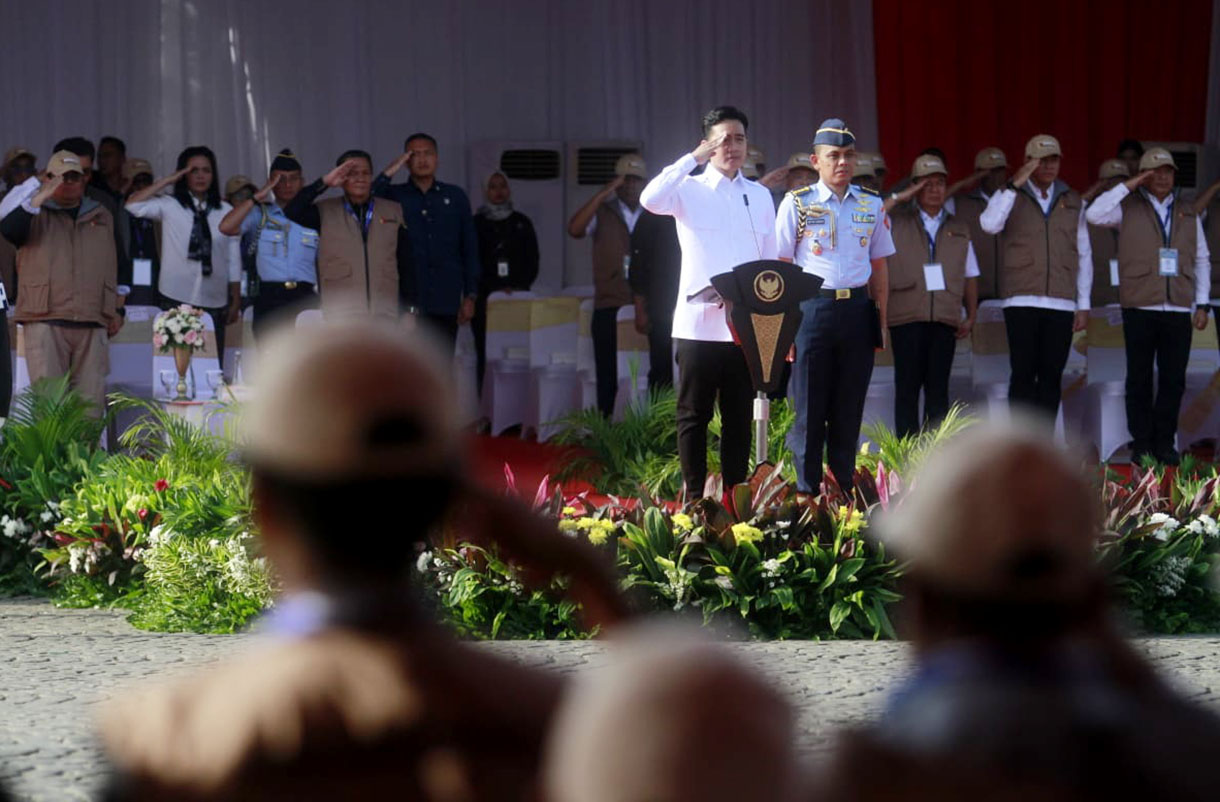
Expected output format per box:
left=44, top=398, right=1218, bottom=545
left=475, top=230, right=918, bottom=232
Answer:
left=856, top=184, right=880, bottom=197
left=788, top=185, right=814, bottom=197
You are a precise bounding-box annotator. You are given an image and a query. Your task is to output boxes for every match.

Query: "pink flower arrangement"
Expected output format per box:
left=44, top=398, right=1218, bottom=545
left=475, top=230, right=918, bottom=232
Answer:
left=152, top=305, right=207, bottom=353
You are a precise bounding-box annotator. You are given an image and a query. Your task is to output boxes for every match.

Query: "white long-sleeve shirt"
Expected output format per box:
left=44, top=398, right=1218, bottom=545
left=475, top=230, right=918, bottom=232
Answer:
left=640, top=153, right=777, bottom=341
left=126, top=193, right=240, bottom=309
left=1084, top=183, right=1210, bottom=311
left=979, top=182, right=1092, bottom=311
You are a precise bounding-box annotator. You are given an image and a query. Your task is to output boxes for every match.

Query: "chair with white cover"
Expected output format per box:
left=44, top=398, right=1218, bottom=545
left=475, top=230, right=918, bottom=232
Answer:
left=529, top=353, right=583, bottom=441
left=106, top=304, right=161, bottom=399
left=295, top=308, right=325, bottom=328
left=970, top=300, right=1010, bottom=418
left=151, top=313, right=222, bottom=401
left=12, top=324, right=29, bottom=397
left=613, top=305, right=650, bottom=418
left=485, top=345, right=532, bottom=435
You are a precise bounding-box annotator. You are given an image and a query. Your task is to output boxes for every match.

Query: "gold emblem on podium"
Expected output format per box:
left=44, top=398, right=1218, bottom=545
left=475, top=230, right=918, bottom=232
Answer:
left=754, top=270, right=784, bottom=303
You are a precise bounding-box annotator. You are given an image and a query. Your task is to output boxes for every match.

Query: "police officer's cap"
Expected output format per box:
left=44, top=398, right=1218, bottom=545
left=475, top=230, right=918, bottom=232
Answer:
left=243, top=320, right=461, bottom=481
left=812, top=119, right=855, bottom=149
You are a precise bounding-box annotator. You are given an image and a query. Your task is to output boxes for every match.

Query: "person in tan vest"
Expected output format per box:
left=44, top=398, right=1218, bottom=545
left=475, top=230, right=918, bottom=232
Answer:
left=1194, top=174, right=1220, bottom=335
left=0, top=151, right=121, bottom=415
left=949, top=147, right=1008, bottom=301
left=815, top=420, right=1220, bottom=802
left=979, top=134, right=1092, bottom=421
left=1085, top=147, right=1209, bottom=466
left=567, top=152, right=648, bottom=416
left=97, top=319, right=626, bottom=801
left=283, top=150, right=409, bottom=322
left=1083, top=159, right=1131, bottom=308
left=881, top=155, right=978, bottom=438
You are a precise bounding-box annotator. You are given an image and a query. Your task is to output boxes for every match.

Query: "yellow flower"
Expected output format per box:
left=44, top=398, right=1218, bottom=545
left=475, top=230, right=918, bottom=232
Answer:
left=587, top=527, right=610, bottom=546
left=672, top=513, right=694, bottom=531
left=837, top=505, right=865, bottom=535
left=731, top=522, right=763, bottom=545
left=558, top=520, right=579, bottom=533
left=576, top=517, right=598, bottom=530
left=562, top=506, right=578, bottom=516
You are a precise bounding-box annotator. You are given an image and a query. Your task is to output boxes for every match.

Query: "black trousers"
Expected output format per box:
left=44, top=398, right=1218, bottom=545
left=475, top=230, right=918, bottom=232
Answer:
left=251, top=283, right=318, bottom=342
left=422, top=313, right=459, bottom=353
left=1123, top=308, right=1191, bottom=461
left=645, top=303, right=674, bottom=391
left=890, top=321, right=957, bottom=439
left=0, top=309, right=11, bottom=417
left=592, top=306, right=619, bottom=417
left=161, top=296, right=230, bottom=373
left=472, top=294, right=490, bottom=398
left=787, top=296, right=876, bottom=493
left=675, top=339, right=753, bottom=495
left=1003, top=306, right=1074, bottom=420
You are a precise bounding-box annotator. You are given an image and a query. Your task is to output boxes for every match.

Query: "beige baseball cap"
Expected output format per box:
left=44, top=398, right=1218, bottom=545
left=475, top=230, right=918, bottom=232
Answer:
left=911, top=154, right=948, bottom=179
left=46, top=150, right=85, bottom=177
left=3, top=146, right=34, bottom=168
left=871, top=153, right=888, bottom=172
left=852, top=158, right=875, bottom=178
left=785, top=152, right=812, bottom=169
left=123, top=158, right=153, bottom=181
left=1139, top=147, right=1176, bottom=172
left=974, top=147, right=1007, bottom=170
left=224, top=174, right=256, bottom=198
left=741, top=157, right=760, bottom=179
left=876, top=419, right=1098, bottom=602
left=243, top=320, right=460, bottom=480
left=747, top=144, right=766, bottom=165
left=1098, top=158, right=1130, bottom=180
left=614, top=153, right=647, bottom=179
left=1025, top=134, right=1062, bottom=160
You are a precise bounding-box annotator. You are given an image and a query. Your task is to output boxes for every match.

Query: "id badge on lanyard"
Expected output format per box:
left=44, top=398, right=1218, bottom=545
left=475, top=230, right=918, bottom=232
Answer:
left=1159, top=248, right=1179, bottom=277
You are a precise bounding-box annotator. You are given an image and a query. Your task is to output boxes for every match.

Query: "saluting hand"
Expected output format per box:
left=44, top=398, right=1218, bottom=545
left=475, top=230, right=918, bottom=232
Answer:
left=381, top=150, right=414, bottom=179
left=692, top=132, right=727, bottom=165
left=897, top=178, right=928, bottom=203
left=1124, top=170, right=1155, bottom=192
left=1010, top=158, right=1040, bottom=188
left=601, top=175, right=624, bottom=197
left=323, top=160, right=357, bottom=188
left=30, top=173, right=63, bottom=208
left=253, top=173, right=282, bottom=203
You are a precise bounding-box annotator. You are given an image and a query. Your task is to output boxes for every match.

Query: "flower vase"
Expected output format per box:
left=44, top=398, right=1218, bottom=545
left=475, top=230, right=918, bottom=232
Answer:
left=173, top=348, right=191, bottom=401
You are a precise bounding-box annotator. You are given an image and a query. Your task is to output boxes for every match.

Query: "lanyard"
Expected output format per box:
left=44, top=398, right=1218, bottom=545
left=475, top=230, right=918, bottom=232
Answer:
left=923, top=211, right=942, bottom=261
left=1153, top=196, right=1174, bottom=246
left=344, top=198, right=374, bottom=235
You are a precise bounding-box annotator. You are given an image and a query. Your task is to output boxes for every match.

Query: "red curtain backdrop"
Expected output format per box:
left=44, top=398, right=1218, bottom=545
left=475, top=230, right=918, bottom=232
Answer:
left=872, top=0, right=1214, bottom=190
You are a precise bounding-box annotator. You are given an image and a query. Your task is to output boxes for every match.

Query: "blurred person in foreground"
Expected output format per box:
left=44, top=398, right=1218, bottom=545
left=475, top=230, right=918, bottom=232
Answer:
left=817, top=419, right=1220, bottom=801
left=97, top=319, right=625, bottom=801
left=545, top=623, right=801, bottom=802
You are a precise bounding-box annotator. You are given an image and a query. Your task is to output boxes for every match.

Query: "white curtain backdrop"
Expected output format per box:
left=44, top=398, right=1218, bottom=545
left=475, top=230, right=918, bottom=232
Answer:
left=0, top=0, right=878, bottom=187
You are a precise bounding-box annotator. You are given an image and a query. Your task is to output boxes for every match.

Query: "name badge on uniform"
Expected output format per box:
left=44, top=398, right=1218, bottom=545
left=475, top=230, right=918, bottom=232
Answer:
left=1109, top=258, right=1119, bottom=287
left=1159, top=248, right=1179, bottom=277
left=132, top=258, right=153, bottom=287
left=923, top=263, right=946, bottom=292
left=497, top=260, right=509, bottom=278
left=622, top=254, right=631, bottom=280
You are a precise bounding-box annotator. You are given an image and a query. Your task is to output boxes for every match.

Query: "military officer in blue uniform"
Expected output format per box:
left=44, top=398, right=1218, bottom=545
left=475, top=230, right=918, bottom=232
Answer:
left=775, top=120, right=895, bottom=495
left=219, top=149, right=319, bottom=339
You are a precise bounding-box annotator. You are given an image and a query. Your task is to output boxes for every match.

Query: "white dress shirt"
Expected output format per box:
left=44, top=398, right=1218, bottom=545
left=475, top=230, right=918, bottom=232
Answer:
left=920, top=206, right=980, bottom=278
left=640, top=153, right=778, bottom=341
left=126, top=193, right=240, bottom=309
left=0, top=176, right=41, bottom=218
left=979, top=182, right=1092, bottom=311
left=584, top=197, right=642, bottom=237
left=1085, top=184, right=1210, bottom=312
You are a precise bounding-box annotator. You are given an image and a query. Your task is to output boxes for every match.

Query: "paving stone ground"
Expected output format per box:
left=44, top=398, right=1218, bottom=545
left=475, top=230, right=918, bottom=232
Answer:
left=2, top=597, right=1219, bottom=801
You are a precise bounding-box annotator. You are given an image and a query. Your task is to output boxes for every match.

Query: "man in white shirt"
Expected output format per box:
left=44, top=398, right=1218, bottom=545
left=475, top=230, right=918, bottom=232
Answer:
left=1085, top=148, right=1210, bottom=466
left=979, top=135, right=1091, bottom=422
left=640, top=106, right=777, bottom=497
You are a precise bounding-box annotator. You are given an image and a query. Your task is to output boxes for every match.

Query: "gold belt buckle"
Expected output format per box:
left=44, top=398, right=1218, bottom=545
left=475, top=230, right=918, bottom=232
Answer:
left=284, top=281, right=298, bottom=290
left=835, top=288, right=851, bottom=300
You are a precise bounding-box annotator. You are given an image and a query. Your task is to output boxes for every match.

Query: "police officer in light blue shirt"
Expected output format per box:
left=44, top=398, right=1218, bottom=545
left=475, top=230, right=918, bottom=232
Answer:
left=775, top=120, right=895, bottom=494
left=219, top=149, right=319, bottom=339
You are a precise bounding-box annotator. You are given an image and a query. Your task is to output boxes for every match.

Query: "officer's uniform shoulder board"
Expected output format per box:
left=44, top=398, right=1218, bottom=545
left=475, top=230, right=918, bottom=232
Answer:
left=855, top=184, right=880, bottom=197
left=788, top=185, right=814, bottom=197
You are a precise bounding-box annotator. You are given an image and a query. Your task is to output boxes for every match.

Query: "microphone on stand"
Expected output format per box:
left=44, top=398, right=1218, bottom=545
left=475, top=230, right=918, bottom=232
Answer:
left=743, top=193, right=762, bottom=260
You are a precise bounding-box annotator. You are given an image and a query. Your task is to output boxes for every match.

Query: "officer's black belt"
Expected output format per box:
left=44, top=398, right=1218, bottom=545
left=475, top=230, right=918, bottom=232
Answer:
left=261, top=281, right=315, bottom=291
left=817, top=286, right=869, bottom=301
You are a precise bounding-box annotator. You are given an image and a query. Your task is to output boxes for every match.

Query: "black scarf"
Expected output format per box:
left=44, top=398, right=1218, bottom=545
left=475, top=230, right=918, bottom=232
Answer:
left=187, top=198, right=213, bottom=276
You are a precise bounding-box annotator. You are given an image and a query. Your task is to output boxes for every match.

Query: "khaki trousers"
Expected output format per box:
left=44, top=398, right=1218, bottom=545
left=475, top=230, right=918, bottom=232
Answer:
left=22, top=323, right=109, bottom=415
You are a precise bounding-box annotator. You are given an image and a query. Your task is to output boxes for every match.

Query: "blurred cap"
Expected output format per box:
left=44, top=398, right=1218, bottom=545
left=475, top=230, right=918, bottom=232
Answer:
left=1025, top=134, right=1062, bottom=160
left=3, top=146, right=34, bottom=168
left=871, top=152, right=888, bottom=171
left=614, top=153, right=647, bottom=179
left=741, top=158, right=760, bottom=179
left=243, top=320, right=460, bottom=480
left=123, top=158, right=153, bottom=181
left=1139, top=147, right=1176, bottom=172
left=1098, top=158, right=1130, bottom=180
left=747, top=144, right=766, bottom=165
left=269, top=148, right=302, bottom=173
left=46, top=150, right=85, bottom=177
left=545, top=623, right=797, bottom=802
left=224, top=175, right=256, bottom=198
left=876, top=419, right=1098, bottom=602
left=974, top=147, right=1007, bottom=170
left=911, top=154, right=948, bottom=179
left=852, top=157, right=875, bottom=178
left=813, top=118, right=855, bottom=148
left=785, top=152, right=812, bottom=170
